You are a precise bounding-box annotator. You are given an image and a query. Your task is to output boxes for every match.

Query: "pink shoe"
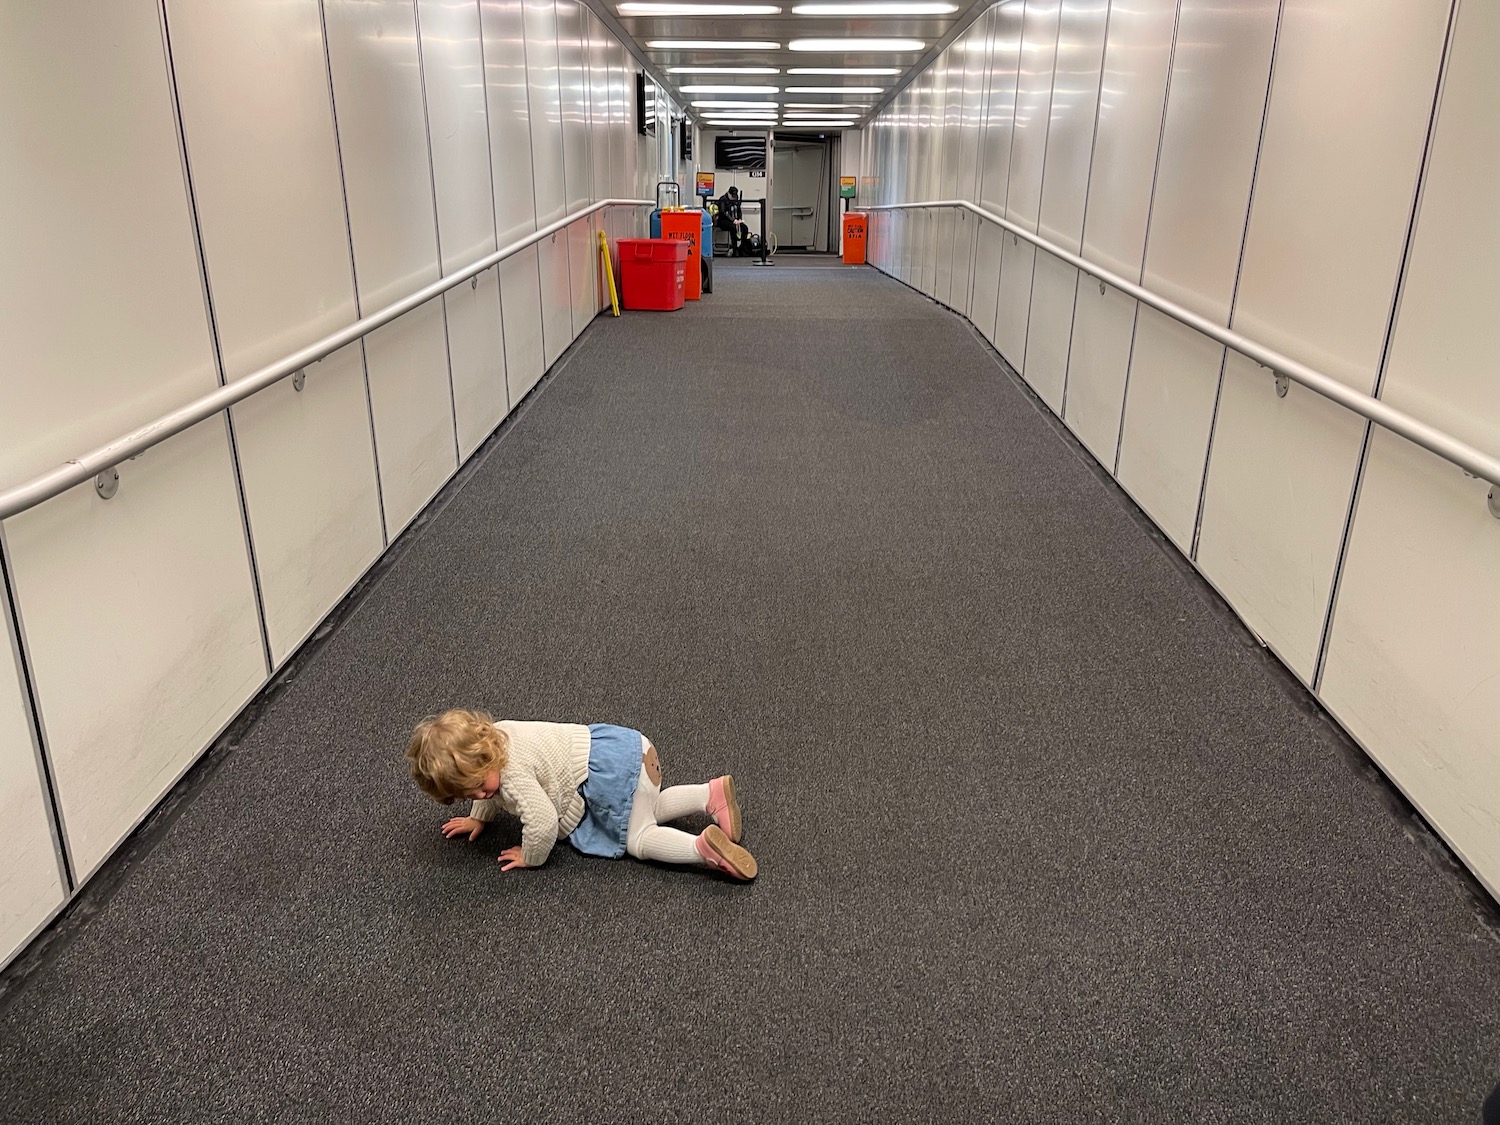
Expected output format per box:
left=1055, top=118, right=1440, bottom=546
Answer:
left=695, top=825, right=758, bottom=881
left=706, top=775, right=743, bottom=843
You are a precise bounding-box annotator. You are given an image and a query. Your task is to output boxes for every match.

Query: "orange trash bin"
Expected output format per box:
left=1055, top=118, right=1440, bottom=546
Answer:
left=842, top=212, right=867, bottom=265
left=659, top=209, right=704, bottom=300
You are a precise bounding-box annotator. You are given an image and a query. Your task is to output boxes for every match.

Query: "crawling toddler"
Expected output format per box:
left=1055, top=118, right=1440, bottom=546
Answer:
left=406, top=711, right=756, bottom=880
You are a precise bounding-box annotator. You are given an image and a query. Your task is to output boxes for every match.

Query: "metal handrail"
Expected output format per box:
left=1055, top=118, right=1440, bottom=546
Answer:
left=0, top=198, right=655, bottom=521
left=870, top=199, right=1500, bottom=497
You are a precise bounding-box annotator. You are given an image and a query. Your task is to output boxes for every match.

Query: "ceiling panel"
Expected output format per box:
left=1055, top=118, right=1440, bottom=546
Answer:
left=594, top=0, right=992, bottom=125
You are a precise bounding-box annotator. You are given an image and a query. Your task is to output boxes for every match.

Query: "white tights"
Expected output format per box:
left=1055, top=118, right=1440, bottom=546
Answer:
left=625, top=745, right=711, bottom=867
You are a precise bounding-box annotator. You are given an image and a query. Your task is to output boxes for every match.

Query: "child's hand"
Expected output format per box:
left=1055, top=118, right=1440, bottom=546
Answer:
left=497, top=846, right=529, bottom=872
left=441, top=816, right=485, bottom=841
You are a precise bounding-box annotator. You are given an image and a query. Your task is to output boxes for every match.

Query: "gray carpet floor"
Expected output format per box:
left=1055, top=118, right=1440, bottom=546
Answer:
left=2, top=263, right=1498, bottom=1124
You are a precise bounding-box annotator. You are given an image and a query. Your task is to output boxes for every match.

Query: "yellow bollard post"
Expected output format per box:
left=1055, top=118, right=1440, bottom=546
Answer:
left=598, top=230, right=621, bottom=318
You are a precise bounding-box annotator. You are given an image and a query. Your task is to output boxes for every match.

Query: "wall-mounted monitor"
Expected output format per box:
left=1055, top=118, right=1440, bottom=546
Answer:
left=636, top=72, right=656, bottom=136
left=714, top=135, right=766, bottom=171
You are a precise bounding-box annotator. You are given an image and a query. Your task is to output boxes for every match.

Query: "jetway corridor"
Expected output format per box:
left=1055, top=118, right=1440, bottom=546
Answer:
left=1, top=264, right=1496, bottom=1123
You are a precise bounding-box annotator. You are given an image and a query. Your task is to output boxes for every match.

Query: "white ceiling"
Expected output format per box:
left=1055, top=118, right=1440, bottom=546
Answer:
left=595, top=0, right=989, bottom=129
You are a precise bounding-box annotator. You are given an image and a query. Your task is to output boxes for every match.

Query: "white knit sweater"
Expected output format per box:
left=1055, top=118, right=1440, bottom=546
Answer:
left=469, top=720, right=592, bottom=866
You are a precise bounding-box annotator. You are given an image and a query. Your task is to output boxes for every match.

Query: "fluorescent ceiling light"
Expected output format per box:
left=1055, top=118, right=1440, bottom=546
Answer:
left=622, top=2, right=780, bottom=12
left=692, top=99, right=779, bottom=108
left=648, top=39, right=780, bottom=49
left=793, top=1, right=954, bottom=11
left=788, top=38, right=924, bottom=51
left=669, top=66, right=781, bottom=74
left=681, top=84, right=779, bottom=93
left=783, top=102, right=870, bottom=108
left=786, top=85, right=884, bottom=93
left=788, top=66, right=900, bottom=74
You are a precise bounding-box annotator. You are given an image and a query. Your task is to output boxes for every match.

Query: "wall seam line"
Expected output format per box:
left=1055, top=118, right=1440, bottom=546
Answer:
left=317, top=0, right=390, bottom=551
left=1311, top=0, right=1464, bottom=694
left=1059, top=0, right=1113, bottom=419
left=157, top=0, right=275, bottom=678
left=1109, top=0, right=1184, bottom=475
left=1190, top=0, right=1288, bottom=562
left=412, top=0, right=466, bottom=467
left=0, top=528, right=73, bottom=893
left=474, top=0, right=516, bottom=418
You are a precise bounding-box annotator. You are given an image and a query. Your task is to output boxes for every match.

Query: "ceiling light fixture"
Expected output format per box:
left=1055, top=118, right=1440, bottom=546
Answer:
left=788, top=38, right=924, bottom=51
left=681, top=84, right=780, bottom=93
left=648, top=39, right=781, bottom=49
left=668, top=65, right=781, bottom=73
left=783, top=102, right=870, bottom=108
left=622, top=2, right=780, bottom=12
left=791, top=1, right=955, bottom=12
left=785, top=85, right=885, bottom=93
left=691, top=99, right=780, bottom=108
left=788, top=66, right=900, bottom=74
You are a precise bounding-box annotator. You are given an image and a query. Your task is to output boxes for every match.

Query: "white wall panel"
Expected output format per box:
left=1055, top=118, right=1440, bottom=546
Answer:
left=448, top=270, right=511, bottom=458
left=419, top=0, right=499, bottom=273
left=1035, top=0, right=1107, bottom=250
left=363, top=303, right=460, bottom=530
left=480, top=0, right=547, bottom=409
left=1320, top=0, right=1500, bottom=897
left=0, top=595, right=65, bottom=964
left=1114, top=306, right=1224, bottom=550
left=975, top=6, right=1017, bottom=214
left=168, top=0, right=385, bottom=665
left=1062, top=0, right=1178, bottom=466
left=555, top=0, right=592, bottom=212
left=503, top=249, right=548, bottom=402
left=418, top=0, right=510, bottom=472
left=1075, top=0, right=1177, bottom=277
left=525, top=0, right=568, bottom=224
left=2, top=0, right=268, bottom=889
left=1059, top=280, right=1138, bottom=461
left=992, top=237, right=1036, bottom=368
left=480, top=0, right=539, bottom=244
left=538, top=233, right=574, bottom=368
left=1005, top=0, right=1061, bottom=229
left=0, top=1, right=223, bottom=485
left=1115, top=0, right=1281, bottom=550
left=950, top=20, right=992, bottom=318
left=324, top=0, right=442, bottom=309
left=1023, top=254, right=1079, bottom=411
left=991, top=0, right=1061, bottom=366
left=586, top=13, right=612, bottom=204
left=1021, top=0, right=1108, bottom=409
left=934, top=51, right=964, bottom=305
left=568, top=218, right=597, bottom=333
left=325, top=0, right=458, bottom=536
left=7, top=420, right=266, bottom=878
left=229, top=346, right=384, bottom=662
left=1196, top=0, right=1451, bottom=681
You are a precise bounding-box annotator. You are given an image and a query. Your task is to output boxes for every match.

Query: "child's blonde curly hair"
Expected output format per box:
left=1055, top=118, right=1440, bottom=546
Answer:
left=406, top=709, right=509, bottom=804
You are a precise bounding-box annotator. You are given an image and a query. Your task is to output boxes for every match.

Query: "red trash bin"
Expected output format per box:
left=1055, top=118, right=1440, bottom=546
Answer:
left=618, top=238, right=688, bottom=311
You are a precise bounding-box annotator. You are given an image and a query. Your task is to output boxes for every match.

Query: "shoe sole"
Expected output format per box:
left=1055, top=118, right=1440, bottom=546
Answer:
left=718, top=775, right=743, bottom=843
left=702, top=824, right=757, bottom=880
